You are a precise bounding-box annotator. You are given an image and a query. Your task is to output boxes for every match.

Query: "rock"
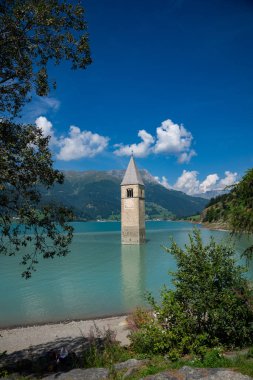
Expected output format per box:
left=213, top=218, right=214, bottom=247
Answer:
left=14, top=358, right=33, bottom=372
left=140, top=371, right=179, bottom=380
left=42, top=367, right=109, bottom=380
left=179, top=366, right=253, bottom=379
left=141, top=366, right=253, bottom=380
left=114, top=358, right=147, bottom=370
left=41, top=358, right=147, bottom=380
left=123, top=366, right=141, bottom=379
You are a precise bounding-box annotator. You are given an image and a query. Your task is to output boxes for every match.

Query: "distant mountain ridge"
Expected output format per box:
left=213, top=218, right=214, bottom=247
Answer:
left=192, top=189, right=229, bottom=200
left=41, top=170, right=208, bottom=220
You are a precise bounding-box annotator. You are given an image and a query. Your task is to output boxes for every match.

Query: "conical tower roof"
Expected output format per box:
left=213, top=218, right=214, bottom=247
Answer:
left=121, top=156, right=144, bottom=186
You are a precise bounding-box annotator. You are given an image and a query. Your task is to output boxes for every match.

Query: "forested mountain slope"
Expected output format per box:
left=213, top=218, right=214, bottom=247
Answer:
left=41, top=170, right=208, bottom=220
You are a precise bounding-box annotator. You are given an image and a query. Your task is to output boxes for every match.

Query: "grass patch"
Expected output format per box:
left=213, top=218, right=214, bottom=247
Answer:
left=82, top=324, right=132, bottom=369
left=116, top=349, right=253, bottom=379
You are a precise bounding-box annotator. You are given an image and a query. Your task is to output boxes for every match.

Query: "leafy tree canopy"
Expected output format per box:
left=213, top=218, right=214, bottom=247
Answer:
left=0, top=0, right=91, bottom=277
left=0, top=0, right=91, bottom=116
left=203, top=169, right=253, bottom=259
left=229, top=168, right=253, bottom=236
left=0, top=120, right=74, bottom=278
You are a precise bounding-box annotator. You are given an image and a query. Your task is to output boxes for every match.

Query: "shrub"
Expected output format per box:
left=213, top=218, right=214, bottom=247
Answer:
left=83, top=324, right=130, bottom=368
left=126, top=307, right=153, bottom=332
left=129, top=229, right=253, bottom=356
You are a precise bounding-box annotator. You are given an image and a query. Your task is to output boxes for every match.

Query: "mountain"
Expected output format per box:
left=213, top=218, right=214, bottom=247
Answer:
left=41, top=170, right=208, bottom=220
left=193, top=189, right=229, bottom=200
left=201, top=193, right=230, bottom=227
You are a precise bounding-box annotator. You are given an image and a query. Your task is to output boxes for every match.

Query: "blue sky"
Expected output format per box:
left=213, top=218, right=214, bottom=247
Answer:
left=24, top=0, right=253, bottom=195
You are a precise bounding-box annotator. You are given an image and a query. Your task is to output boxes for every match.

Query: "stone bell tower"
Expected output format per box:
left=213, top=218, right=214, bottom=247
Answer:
left=121, top=156, right=145, bottom=244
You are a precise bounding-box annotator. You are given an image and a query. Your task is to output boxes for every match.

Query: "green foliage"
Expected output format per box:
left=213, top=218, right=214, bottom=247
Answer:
left=146, top=182, right=208, bottom=218
left=129, top=229, right=253, bottom=357
left=232, top=354, right=253, bottom=378
left=0, top=0, right=91, bottom=276
left=203, top=194, right=230, bottom=224
left=203, top=205, right=228, bottom=223
left=114, top=348, right=253, bottom=379
left=145, top=202, right=175, bottom=220
left=83, top=325, right=131, bottom=369
left=184, top=214, right=201, bottom=222
left=206, top=193, right=230, bottom=208
left=0, top=120, right=73, bottom=278
left=191, top=348, right=230, bottom=368
left=229, top=169, right=253, bottom=236
left=0, top=0, right=91, bottom=116
left=202, top=168, right=253, bottom=259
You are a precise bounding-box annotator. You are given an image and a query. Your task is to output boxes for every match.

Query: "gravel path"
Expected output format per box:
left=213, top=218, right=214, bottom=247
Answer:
left=0, top=315, right=130, bottom=354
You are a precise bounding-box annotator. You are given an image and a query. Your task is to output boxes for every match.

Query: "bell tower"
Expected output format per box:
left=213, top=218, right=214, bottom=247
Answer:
left=121, top=156, right=145, bottom=244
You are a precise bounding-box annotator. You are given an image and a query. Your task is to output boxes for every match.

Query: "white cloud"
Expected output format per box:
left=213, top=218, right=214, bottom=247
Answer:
left=199, top=174, right=219, bottom=193
left=155, top=175, right=171, bottom=189
left=36, top=116, right=53, bottom=137
left=153, top=119, right=193, bottom=155
left=35, top=116, right=109, bottom=161
left=57, top=126, right=109, bottom=161
left=157, top=170, right=238, bottom=195
left=178, top=149, right=197, bottom=164
left=173, top=170, right=200, bottom=195
left=114, top=129, right=154, bottom=158
left=218, top=171, right=238, bottom=190
left=35, top=116, right=59, bottom=146
left=114, top=118, right=195, bottom=163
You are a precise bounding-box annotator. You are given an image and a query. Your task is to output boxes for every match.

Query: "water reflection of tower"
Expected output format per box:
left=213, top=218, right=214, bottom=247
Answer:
left=121, top=244, right=146, bottom=311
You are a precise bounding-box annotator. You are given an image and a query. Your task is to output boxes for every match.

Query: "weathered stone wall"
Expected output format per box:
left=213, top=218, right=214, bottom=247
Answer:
left=121, top=184, right=145, bottom=244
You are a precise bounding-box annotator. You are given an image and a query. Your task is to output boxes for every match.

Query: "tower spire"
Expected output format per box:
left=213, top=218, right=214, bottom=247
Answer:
left=121, top=155, right=144, bottom=186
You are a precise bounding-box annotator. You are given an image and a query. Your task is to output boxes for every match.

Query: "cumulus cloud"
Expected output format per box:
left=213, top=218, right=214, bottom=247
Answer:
left=153, top=119, right=193, bottom=154
left=35, top=116, right=109, bottom=161
left=57, top=126, right=109, bottom=161
left=35, top=116, right=59, bottom=146
left=199, top=174, right=219, bottom=193
left=218, top=171, right=238, bottom=189
left=156, top=170, right=238, bottom=195
left=173, top=170, right=200, bottom=195
left=154, top=175, right=171, bottom=189
left=36, top=116, right=53, bottom=137
left=114, top=130, right=154, bottom=158
left=114, top=118, right=195, bottom=163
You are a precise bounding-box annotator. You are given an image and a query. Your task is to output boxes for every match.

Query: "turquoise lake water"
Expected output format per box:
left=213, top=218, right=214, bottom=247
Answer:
left=0, top=221, right=253, bottom=328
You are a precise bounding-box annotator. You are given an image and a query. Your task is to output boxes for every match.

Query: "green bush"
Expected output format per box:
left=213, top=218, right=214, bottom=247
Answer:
left=129, top=229, right=253, bottom=356
left=83, top=324, right=130, bottom=368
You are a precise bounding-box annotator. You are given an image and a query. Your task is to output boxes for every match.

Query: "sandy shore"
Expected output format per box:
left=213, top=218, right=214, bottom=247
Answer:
left=0, top=315, right=130, bottom=355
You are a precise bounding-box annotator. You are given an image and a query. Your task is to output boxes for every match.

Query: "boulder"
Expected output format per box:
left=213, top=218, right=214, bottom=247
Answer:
left=141, top=366, right=253, bottom=380
left=42, top=367, right=109, bottom=380
left=114, top=358, right=147, bottom=370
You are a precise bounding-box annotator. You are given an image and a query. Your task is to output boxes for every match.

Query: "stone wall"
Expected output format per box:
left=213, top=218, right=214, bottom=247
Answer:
left=121, top=184, right=145, bottom=244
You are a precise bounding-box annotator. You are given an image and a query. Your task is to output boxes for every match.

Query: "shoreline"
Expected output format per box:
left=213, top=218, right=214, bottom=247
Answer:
left=0, top=311, right=129, bottom=331
left=0, top=315, right=130, bottom=354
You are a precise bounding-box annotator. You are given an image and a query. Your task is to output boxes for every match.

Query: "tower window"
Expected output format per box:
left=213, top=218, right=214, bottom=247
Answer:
left=127, top=188, right=133, bottom=198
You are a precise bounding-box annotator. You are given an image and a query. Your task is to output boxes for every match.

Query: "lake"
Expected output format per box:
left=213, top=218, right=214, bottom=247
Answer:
left=0, top=221, right=252, bottom=328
